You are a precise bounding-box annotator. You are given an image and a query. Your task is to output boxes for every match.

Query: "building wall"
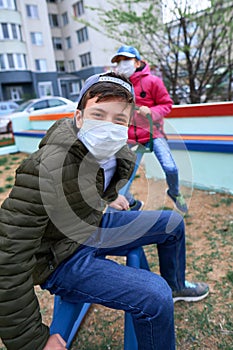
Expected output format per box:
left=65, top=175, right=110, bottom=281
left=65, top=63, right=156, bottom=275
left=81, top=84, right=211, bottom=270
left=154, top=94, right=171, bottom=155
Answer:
left=0, top=0, right=144, bottom=102
left=0, top=0, right=59, bottom=101
left=17, top=0, right=56, bottom=72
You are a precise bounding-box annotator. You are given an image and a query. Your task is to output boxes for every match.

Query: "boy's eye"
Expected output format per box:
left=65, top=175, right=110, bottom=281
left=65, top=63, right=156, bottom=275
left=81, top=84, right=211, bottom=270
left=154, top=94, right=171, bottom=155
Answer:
left=91, top=112, right=104, bottom=118
left=114, top=116, right=128, bottom=125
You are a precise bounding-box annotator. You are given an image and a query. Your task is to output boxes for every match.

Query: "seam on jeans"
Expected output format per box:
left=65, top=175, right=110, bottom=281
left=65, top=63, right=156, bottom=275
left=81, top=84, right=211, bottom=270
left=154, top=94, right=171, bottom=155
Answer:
left=63, top=286, right=153, bottom=318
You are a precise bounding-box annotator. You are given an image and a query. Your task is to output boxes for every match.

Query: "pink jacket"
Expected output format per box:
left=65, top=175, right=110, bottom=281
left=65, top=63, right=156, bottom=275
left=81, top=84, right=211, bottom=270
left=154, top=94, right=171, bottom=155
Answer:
left=128, top=62, right=173, bottom=144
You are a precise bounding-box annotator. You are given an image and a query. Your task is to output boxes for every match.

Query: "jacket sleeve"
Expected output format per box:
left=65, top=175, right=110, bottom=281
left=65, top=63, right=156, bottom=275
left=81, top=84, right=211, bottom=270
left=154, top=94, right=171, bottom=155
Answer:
left=150, top=76, right=173, bottom=123
left=0, top=159, right=52, bottom=350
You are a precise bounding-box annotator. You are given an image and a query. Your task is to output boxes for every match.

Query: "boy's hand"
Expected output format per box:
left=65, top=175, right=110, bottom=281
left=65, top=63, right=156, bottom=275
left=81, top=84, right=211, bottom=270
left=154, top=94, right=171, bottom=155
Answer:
left=108, top=194, right=129, bottom=210
left=136, top=106, right=151, bottom=117
left=43, top=334, right=67, bottom=349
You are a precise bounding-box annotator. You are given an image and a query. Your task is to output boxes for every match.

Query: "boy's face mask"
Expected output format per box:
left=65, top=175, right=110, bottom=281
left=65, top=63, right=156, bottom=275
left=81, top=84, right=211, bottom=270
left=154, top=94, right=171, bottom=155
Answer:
left=117, top=59, right=136, bottom=78
left=78, top=119, right=128, bottom=160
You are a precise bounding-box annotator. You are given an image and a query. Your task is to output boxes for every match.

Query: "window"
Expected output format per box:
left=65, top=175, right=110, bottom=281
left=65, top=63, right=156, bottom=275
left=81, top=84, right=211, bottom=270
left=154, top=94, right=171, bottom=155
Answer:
left=0, top=54, right=6, bottom=69
left=10, top=86, right=22, bottom=101
left=26, top=4, right=39, bottom=18
left=62, top=12, right=68, bottom=25
left=70, top=82, right=80, bottom=95
left=7, top=53, right=14, bottom=68
left=32, top=100, right=48, bottom=110
left=0, top=53, right=26, bottom=70
left=0, top=0, right=16, bottom=10
left=49, top=13, right=59, bottom=27
left=56, top=60, right=65, bottom=72
left=52, top=37, right=62, bottom=50
left=11, top=23, right=17, bottom=39
left=65, top=36, right=71, bottom=49
left=31, top=32, right=43, bottom=45
left=38, top=82, right=53, bottom=97
left=0, top=23, right=22, bottom=40
left=15, top=53, right=24, bottom=68
left=2, top=23, right=9, bottom=38
left=0, top=104, right=7, bottom=111
left=68, top=60, right=75, bottom=72
left=80, top=52, right=92, bottom=67
left=76, top=27, right=88, bottom=43
left=48, top=98, right=65, bottom=107
left=73, top=0, right=84, bottom=17
left=35, top=59, right=47, bottom=72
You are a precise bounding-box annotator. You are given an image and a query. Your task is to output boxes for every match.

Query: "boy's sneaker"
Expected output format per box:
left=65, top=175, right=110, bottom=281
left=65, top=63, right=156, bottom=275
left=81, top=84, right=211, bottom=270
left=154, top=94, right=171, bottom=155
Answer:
left=167, top=190, right=188, bottom=213
left=172, top=281, right=209, bottom=303
left=129, top=200, right=144, bottom=211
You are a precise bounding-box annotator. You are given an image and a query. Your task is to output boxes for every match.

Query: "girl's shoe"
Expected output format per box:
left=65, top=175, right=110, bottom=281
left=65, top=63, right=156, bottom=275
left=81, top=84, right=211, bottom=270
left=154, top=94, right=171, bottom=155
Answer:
left=167, top=190, right=188, bottom=213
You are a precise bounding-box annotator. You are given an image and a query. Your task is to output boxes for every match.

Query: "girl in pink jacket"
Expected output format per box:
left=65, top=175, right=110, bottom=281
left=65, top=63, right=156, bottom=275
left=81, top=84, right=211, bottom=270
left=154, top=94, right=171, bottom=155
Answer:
left=111, top=45, right=188, bottom=213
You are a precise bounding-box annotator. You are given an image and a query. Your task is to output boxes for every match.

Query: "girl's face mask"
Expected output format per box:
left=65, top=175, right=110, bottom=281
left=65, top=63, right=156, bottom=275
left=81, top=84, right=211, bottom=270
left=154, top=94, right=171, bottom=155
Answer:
left=78, top=119, right=128, bottom=160
left=117, top=59, right=136, bottom=78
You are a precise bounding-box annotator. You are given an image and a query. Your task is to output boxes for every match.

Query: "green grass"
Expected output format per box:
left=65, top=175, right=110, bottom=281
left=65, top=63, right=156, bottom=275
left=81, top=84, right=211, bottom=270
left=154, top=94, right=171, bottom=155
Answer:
left=0, top=157, right=7, bottom=166
left=5, top=176, right=14, bottom=182
left=5, top=184, right=13, bottom=189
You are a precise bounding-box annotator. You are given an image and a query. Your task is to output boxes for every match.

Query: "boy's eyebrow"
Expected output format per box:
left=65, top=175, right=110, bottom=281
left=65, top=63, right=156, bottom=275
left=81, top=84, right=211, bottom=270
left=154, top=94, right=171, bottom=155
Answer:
left=89, top=107, right=106, bottom=112
left=88, top=107, right=129, bottom=117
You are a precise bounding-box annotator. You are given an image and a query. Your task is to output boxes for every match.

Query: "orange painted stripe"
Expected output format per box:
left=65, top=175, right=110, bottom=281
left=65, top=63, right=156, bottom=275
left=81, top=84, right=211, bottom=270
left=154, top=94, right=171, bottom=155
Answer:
left=167, top=134, right=233, bottom=141
left=29, top=112, right=74, bottom=121
left=18, top=129, right=46, bottom=134
left=28, top=103, right=233, bottom=120
left=166, top=102, right=233, bottom=118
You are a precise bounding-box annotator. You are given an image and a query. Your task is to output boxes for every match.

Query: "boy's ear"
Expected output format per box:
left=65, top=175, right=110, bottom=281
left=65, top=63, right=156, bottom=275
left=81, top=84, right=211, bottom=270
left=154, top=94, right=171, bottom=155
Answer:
left=74, top=109, right=83, bottom=128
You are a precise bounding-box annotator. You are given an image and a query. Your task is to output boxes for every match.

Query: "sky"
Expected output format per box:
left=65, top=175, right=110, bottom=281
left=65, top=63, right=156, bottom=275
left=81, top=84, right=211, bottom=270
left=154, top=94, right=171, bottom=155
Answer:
left=162, top=0, right=212, bottom=22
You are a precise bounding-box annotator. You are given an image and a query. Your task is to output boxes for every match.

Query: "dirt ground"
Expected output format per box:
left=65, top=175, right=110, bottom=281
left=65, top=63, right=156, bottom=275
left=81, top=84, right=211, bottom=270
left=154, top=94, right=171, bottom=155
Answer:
left=0, top=152, right=232, bottom=349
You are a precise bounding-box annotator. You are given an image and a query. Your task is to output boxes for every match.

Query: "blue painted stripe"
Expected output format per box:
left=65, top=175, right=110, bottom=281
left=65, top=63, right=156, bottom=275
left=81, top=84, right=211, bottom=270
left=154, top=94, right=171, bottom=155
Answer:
left=14, top=131, right=46, bottom=138
left=13, top=130, right=233, bottom=153
left=168, top=140, right=233, bottom=153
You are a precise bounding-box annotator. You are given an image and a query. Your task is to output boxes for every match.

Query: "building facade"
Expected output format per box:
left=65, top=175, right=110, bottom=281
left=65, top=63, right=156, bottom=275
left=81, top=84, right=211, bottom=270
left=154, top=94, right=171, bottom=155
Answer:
left=0, top=0, right=120, bottom=102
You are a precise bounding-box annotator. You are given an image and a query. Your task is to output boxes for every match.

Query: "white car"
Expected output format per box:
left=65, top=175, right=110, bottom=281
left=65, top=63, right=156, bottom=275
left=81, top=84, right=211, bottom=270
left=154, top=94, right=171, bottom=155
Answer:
left=0, top=101, right=19, bottom=116
left=0, top=96, right=76, bottom=134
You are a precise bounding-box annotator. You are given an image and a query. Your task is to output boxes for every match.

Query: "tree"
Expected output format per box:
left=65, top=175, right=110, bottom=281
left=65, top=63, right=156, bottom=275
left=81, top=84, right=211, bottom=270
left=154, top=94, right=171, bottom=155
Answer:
left=84, top=0, right=233, bottom=104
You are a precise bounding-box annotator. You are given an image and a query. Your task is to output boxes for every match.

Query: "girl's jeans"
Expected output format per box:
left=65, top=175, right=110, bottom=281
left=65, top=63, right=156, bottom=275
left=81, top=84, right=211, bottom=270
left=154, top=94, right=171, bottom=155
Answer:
left=125, top=138, right=179, bottom=205
left=42, top=210, right=185, bottom=350
left=147, top=137, right=179, bottom=196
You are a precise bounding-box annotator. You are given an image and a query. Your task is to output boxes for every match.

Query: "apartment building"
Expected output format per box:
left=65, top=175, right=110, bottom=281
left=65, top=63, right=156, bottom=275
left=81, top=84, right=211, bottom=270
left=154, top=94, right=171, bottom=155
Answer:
left=0, top=0, right=120, bottom=102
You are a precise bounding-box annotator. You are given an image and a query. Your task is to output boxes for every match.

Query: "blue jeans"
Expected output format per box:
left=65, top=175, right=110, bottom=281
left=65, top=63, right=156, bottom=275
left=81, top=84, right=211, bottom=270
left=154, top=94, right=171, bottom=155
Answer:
left=42, top=210, right=185, bottom=350
left=124, top=138, right=179, bottom=206
left=145, top=138, right=179, bottom=196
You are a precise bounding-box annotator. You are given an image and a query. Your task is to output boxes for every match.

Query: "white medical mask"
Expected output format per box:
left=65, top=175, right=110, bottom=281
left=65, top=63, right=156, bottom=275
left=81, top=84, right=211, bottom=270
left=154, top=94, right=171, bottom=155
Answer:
left=78, top=119, right=128, bottom=160
left=117, top=60, right=136, bottom=78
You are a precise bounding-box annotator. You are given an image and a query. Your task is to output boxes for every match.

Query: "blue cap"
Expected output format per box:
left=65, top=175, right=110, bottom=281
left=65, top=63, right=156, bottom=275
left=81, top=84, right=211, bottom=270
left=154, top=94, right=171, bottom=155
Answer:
left=77, top=72, right=134, bottom=108
left=111, top=46, right=141, bottom=63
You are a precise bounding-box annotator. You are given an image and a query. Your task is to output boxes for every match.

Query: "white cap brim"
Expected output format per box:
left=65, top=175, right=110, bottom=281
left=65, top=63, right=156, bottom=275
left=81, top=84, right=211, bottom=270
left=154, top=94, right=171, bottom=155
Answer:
left=111, top=52, right=136, bottom=63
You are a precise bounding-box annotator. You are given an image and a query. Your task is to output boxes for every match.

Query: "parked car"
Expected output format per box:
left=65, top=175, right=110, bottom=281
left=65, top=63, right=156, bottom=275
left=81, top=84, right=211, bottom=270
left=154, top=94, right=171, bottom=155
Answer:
left=0, top=96, right=76, bottom=134
left=0, top=117, right=13, bottom=134
left=0, top=101, right=19, bottom=116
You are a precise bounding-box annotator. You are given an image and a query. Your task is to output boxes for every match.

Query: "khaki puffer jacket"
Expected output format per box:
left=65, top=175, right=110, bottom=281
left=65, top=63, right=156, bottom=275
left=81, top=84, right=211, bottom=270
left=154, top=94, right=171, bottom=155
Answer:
left=0, top=118, right=136, bottom=350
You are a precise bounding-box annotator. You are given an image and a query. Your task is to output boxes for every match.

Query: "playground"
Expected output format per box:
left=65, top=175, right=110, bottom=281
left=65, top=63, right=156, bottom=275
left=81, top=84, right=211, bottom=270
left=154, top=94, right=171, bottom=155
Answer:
left=0, top=152, right=232, bottom=349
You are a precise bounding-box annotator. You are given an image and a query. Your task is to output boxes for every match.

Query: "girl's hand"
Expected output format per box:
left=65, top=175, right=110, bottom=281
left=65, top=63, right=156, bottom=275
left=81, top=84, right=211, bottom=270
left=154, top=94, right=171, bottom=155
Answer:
left=136, top=106, right=151, bottom=117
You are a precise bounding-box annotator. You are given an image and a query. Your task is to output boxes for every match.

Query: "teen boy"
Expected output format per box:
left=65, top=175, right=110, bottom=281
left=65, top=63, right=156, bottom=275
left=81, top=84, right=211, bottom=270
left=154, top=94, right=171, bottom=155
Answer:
left=0, top=72, right=209, bottom=350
